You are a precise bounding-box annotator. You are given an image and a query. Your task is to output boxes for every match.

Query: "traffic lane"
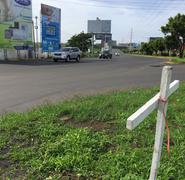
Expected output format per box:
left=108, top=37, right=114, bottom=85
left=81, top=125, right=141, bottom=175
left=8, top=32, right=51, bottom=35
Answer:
left=0, top=55, right=184, bottom=113
left=0, top=68, right=163, bottom=112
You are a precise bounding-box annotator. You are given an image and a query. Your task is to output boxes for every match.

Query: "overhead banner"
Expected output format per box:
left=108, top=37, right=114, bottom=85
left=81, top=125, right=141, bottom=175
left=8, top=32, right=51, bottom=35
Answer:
left=41, top=4, right=61, bottom=52
left=0, top=0, right=33, bottom=49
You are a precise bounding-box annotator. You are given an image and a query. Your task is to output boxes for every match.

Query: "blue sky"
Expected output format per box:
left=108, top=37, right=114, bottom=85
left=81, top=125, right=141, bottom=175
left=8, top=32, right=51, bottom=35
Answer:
left=32, top=0, right=185, bottom=43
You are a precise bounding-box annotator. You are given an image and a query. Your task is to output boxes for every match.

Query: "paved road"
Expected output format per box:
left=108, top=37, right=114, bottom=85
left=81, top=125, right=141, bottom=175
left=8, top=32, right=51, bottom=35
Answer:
left=0, top=54, right=184, bottom=113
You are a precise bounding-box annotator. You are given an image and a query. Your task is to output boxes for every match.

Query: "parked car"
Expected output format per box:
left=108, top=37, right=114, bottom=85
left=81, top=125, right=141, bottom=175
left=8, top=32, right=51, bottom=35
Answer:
left=99, top=50, right=112, bottom=59
left=53, top=47, right=81, bottom=62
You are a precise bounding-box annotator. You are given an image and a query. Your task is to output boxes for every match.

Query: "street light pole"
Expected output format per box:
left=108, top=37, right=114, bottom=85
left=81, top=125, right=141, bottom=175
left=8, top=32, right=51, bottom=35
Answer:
left=35, top=16, right=39, bottom=59
left=91, top=33, right=94, bottom=54
left=32, top=20, right=36, bottom=59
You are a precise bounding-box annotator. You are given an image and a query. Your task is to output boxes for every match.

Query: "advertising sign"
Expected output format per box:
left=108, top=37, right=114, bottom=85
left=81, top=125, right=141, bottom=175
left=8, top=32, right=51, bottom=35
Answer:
left=41, top=4, right=61, bottom=52
left=95, top=33, right=112, bottom=42
left=0, top=0, right=33, bottom=49
left=88, top=19, right=111, bottom=34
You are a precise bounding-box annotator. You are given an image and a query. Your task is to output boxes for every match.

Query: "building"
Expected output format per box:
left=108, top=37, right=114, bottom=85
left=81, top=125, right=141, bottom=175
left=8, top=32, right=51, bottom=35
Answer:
left=111, top=40, right=117, bottom=47
left=117, top=43, right=139, bottom=50
left=149, top=37, right=163, bottom=42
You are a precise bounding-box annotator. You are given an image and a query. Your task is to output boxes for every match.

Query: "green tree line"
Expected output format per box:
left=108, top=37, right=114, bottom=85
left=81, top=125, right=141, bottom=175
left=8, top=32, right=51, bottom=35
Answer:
left=141, top=13, right=185, bottom=58
left=67, top=32, right=92, bottom=52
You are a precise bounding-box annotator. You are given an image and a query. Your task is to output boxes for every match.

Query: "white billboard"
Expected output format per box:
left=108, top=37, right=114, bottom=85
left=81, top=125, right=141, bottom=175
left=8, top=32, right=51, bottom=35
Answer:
left=0, top=0, right=32, bottom=48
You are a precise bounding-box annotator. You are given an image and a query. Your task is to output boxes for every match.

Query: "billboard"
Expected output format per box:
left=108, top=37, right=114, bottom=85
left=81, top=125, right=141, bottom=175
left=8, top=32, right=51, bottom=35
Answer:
left=88, top=19, right=111, bottom=34
left=0, top=0, right=33, bottom=49
left=95, top=33, right=112, bottom=42
left=41, top=4, right=61, bottom=52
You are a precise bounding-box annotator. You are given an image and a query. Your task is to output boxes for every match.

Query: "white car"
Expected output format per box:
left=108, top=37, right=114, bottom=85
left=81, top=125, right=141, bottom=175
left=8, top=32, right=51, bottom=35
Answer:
left=53, top=47, right=81, bottom=62
left=115, top=52, right=120, bottom=56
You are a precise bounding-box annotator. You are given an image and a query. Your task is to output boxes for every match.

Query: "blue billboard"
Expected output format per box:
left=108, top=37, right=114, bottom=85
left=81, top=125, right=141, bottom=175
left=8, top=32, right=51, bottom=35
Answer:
left=41, top=4, right=61, bottom=52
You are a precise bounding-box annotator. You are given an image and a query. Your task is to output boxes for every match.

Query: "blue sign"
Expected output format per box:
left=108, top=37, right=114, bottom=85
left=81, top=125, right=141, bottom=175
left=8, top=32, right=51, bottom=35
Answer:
left=42, top=18, right=61, bottom=52
left=15, top=0, right=31, bottom=6
left=41, top=4, right=61, bottom=52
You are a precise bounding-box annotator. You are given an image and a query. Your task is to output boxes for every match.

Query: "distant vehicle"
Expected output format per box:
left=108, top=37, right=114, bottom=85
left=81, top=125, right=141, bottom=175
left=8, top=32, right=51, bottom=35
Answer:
left=53, top=47, right=81, bottom=62
left=99, top=50, right=112, bottom=59
left=115, top=52, right=120, bottom=56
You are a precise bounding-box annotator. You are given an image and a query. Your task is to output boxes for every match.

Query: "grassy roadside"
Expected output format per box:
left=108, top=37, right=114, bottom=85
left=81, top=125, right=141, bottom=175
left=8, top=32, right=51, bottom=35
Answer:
left=125, top=53, right=171, bottom=60
left=125, top=53, right=185, bottom=64
left=169, top=57, right=185, bottom=64
left=0, top=84, right=185, bottom=179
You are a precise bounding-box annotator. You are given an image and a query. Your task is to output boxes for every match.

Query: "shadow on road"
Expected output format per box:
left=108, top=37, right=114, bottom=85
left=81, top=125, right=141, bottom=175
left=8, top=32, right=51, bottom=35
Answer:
left=0, top=59, right=88, bottom=66
left=0, top=58, right=115, bottom=66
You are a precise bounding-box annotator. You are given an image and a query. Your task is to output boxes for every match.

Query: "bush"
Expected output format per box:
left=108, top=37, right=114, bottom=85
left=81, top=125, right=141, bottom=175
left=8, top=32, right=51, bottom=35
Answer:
left=161, top=52, right=169, bottom=56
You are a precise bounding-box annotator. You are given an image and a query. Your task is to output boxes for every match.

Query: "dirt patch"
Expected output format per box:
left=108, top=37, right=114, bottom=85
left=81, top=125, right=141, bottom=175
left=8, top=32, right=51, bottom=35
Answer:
left=0, top=147, right=10, bottom=155
left=0, top=160, right=11, bottom=169
left=132, top=141, right=142, bottom=148
left=165, top=60, right=185, bottom=65
left=61, top=171, right=96, bottom=180
left=60, top=116, right=115, bottom=131
left=0, top=162, right=26, bottom=179
left=12, top=137, right=36, bottom=149
left=62, top=174, right=82, bottom=180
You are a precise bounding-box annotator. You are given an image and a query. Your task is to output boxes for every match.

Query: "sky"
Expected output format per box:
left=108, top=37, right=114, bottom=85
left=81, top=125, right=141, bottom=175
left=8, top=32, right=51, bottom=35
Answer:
left=32, top=0, right=185, bottom=43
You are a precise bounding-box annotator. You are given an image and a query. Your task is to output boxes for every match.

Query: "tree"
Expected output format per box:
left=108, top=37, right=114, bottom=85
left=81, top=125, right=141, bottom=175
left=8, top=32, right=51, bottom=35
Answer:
left=149, top=41, right=158, bottom=55
left=155, top=38, right=166, bottom=54
left=161, top=13, right=185, bottom=58
left=140, top=43, right=153, bottom=55
left=67, top=32, right=92, bottom=52
left=165, top=35, right=179, bottom=55
left=149, top=38, right=165, bottom=55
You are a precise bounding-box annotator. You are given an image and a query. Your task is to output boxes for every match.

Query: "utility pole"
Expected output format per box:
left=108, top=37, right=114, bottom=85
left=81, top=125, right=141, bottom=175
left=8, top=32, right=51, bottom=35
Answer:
left=91, top=33, right=94, bottom=55
left=129, top=27, right=133, bottom=53
left=35, top=16, right=39, bottom=59
left=32, top=20, right=36, bottom=59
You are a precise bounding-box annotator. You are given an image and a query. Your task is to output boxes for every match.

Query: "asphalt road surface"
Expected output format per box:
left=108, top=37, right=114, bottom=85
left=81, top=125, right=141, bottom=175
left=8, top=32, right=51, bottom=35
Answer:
left=0, top=54, right=184, bottom=113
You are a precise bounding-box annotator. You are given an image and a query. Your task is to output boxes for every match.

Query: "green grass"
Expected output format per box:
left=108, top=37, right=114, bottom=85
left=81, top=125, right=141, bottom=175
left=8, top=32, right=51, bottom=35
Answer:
left=171, top=57, right=185, bottom=63
left=128, top=53, right=171, bottom=59
left=1, top=84, right=185, bottom=179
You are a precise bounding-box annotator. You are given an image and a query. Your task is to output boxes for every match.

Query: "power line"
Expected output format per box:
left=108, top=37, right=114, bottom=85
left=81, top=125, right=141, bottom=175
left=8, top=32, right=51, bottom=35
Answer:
left=34, top=0, right=185, bottom=42
left=51, top=0, right=185, bottom=10
left=89, top=0, right=185, bottom=6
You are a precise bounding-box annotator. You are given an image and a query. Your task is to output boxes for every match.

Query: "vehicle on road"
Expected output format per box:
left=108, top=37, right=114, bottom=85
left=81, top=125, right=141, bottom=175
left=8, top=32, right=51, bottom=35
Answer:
left=99, top=50, right=112, bottom=59
left=53, top=47, right=81, bottom=62
left=115, top=52, right=120, bottom=56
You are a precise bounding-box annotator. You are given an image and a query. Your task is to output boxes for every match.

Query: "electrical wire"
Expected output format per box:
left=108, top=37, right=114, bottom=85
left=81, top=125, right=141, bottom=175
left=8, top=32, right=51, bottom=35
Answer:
left=36, top=0, right=185, bottom=42
left=51, top=0, right=185, bottom=10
